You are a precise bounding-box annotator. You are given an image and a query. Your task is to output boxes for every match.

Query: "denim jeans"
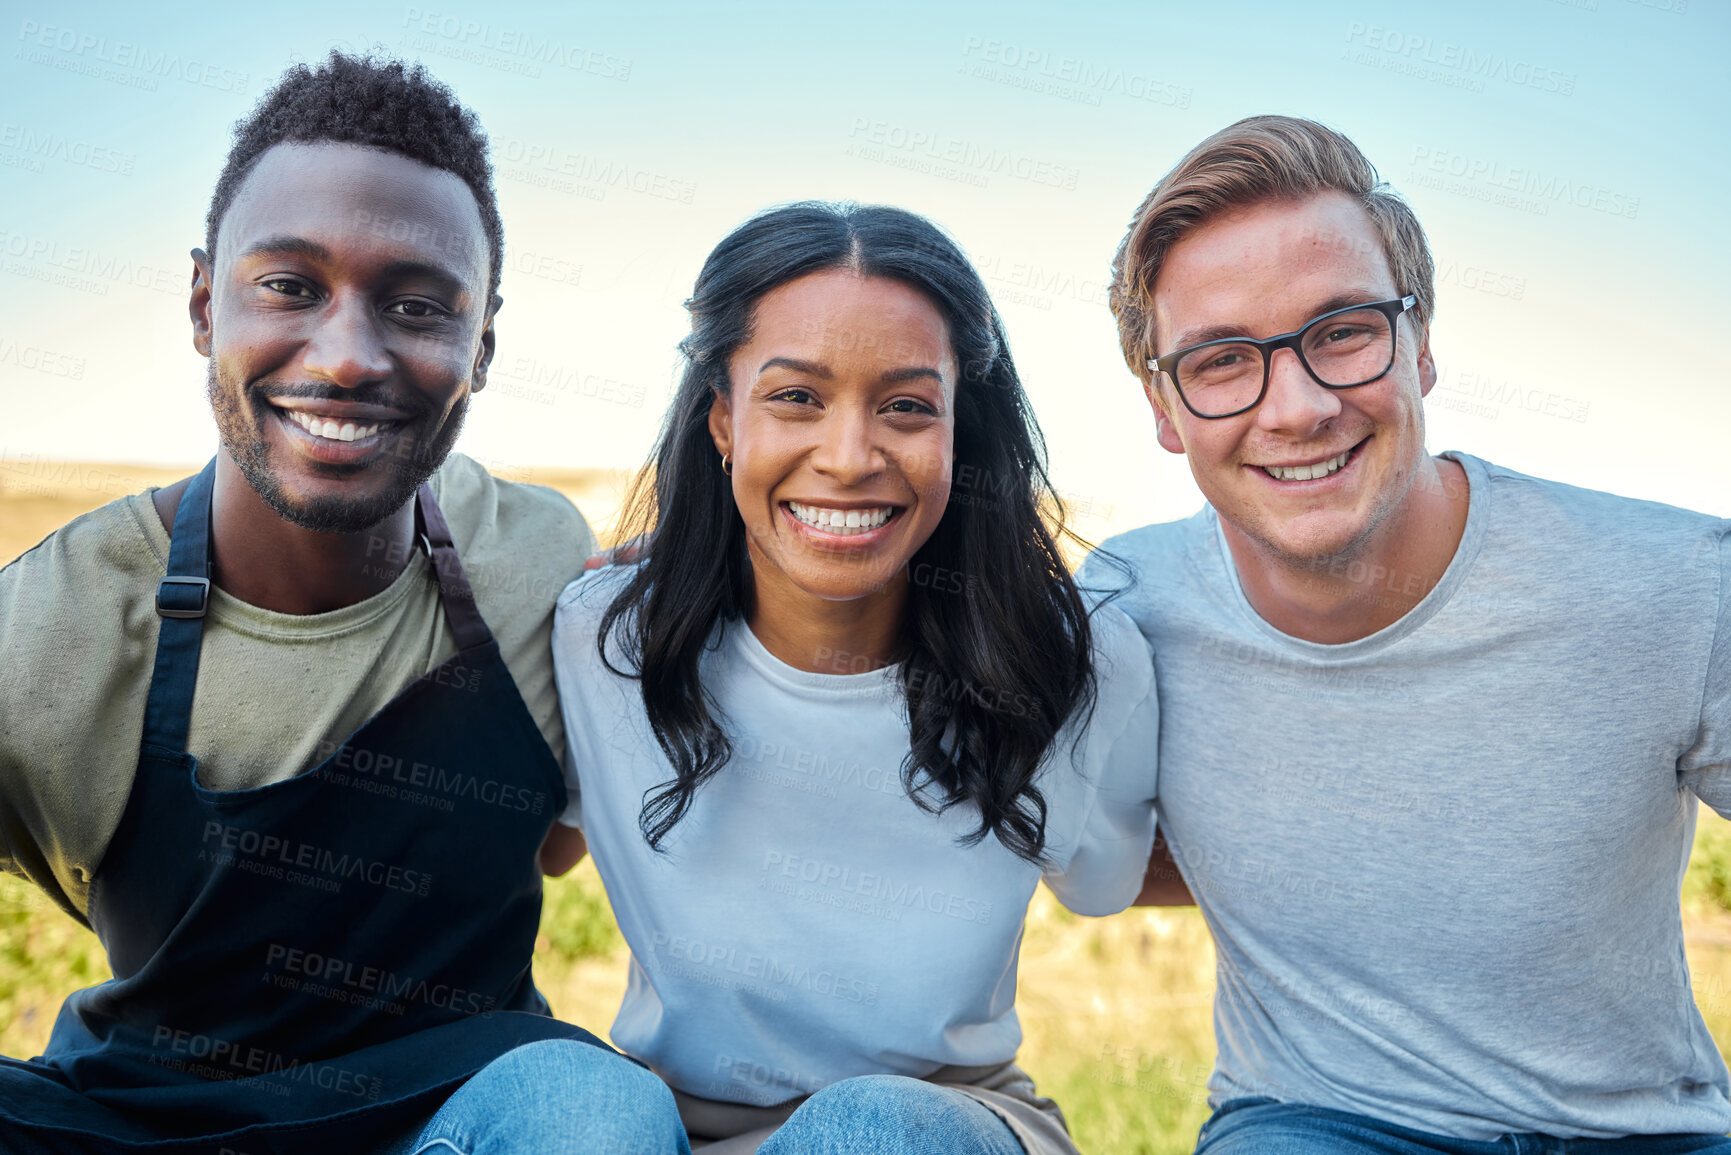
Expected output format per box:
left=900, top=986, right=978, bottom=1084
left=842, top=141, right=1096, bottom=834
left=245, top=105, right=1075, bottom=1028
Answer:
left=0, top=1042, right=686, bottom=1155
left=1195, top=1098, right=1731, bottom=1155
left=756, top=1074, right=1027, bottom=1155
left=402, top=1038, right=690, bottom=1155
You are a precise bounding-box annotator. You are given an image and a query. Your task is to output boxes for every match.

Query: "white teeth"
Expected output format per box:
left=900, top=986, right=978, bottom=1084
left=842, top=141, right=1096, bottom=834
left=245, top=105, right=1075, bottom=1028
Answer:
left=286, top=410, right=382, bottom=443
left=1263, top=450, right=1351, bottom=482
left=788, top=502, right=894, bottom=535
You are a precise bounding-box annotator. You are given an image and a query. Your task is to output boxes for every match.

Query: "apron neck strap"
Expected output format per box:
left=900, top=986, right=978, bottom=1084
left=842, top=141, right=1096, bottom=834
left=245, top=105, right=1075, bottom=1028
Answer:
left=415, top=481, right=492, bottom=652
left=139, top=464, right=495, bottom=757
left=140, top=458, right=217, bottom=754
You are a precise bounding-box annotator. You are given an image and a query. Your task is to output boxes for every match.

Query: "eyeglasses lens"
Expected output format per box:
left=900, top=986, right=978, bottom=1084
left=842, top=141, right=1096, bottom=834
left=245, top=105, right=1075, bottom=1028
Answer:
left=1174, top=307, right=1396, bottom=417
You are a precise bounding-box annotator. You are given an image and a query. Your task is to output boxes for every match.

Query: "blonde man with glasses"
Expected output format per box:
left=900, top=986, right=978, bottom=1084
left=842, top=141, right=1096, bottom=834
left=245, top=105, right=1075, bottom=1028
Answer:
left=1092, top=115, right=1731, bottom=1153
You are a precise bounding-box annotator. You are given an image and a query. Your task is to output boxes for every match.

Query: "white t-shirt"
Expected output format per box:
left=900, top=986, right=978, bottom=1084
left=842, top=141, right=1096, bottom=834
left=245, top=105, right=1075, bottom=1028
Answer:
left=550, top=568, right=1159, bottom=1106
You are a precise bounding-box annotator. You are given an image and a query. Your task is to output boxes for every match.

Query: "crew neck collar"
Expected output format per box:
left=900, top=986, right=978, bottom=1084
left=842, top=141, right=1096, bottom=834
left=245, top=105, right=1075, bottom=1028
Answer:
left=132, top=487, right=438, bottom=641
left=1205, top=451, right=1490, bottom=658
left=724, top=617, right=901, bottom=698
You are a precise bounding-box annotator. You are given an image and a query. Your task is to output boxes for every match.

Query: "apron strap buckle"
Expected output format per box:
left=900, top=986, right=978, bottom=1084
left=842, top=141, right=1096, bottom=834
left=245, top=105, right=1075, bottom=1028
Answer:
left=156, top=576, right=211, bottom=619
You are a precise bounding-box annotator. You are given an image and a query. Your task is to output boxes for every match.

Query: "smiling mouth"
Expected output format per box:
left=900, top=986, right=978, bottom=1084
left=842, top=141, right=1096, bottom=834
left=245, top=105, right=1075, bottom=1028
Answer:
left=1257, top=440, right=1365, bottom=483
left=786, top=501, right=899, bottom=535
left=282, top=409, right=389, bottom=443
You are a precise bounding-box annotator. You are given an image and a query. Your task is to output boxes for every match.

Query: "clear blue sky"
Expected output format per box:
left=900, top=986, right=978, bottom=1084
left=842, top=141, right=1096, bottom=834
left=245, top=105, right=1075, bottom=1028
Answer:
left=3, top=0, right=1725, bottom=531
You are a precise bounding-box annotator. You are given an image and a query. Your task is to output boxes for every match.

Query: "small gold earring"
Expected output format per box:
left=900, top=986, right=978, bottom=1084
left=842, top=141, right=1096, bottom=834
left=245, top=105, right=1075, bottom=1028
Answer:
left=721, top=454, right=733, bottom=476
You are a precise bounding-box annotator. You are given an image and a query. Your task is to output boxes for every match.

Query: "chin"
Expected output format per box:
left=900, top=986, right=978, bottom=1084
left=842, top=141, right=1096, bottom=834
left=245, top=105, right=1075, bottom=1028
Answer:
left=797, top=574, right=892, bottom=603
left=265, top=480, right=412, bottom=534
left=230, top=424, right=459, bottom=538
left=242, top=454, right=425, bottom=534
left=788, top=558, right=907, bottom=602
left=1246, top=512, right=1374, bottom=570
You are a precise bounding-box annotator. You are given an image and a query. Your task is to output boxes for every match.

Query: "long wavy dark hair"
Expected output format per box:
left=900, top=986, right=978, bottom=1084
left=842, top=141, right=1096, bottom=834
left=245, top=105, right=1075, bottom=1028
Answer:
left=600, top=201, right=1101, bottom=863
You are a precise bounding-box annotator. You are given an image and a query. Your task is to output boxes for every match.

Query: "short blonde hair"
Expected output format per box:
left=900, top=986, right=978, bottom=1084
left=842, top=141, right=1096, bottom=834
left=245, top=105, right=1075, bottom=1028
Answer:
left=1109, top=115, right=1435, bottom=382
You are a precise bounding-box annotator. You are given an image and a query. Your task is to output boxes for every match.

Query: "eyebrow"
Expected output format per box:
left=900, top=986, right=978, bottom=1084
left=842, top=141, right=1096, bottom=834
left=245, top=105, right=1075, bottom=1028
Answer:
left=376, top=258, right=470, bottom=300
left=758, top=357, right=832, bottom=379
left=236, top=235, right=331, bottom=262
left=756, top=357, right=943, bottom=385
left=1167, top=290, right=1391, bottom=352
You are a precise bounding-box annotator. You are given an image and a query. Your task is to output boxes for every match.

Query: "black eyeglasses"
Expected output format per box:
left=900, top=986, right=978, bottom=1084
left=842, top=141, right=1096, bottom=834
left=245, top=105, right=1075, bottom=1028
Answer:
left=1148, top=296, right=1417, bottom=419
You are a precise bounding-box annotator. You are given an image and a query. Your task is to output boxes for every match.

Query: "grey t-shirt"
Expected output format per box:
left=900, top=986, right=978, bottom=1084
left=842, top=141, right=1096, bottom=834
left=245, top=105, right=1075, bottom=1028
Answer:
left=1085, top=452, right=1731, bottom=1140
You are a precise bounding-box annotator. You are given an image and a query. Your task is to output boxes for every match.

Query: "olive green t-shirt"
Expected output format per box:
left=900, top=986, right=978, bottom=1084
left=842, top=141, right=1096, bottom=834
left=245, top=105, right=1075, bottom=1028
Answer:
left=0, top=453, right=594, bottom=922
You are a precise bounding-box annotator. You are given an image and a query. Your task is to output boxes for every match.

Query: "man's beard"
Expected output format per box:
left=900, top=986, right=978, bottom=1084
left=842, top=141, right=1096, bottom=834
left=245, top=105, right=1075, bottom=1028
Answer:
left=207, top=361, right=466, bottom=534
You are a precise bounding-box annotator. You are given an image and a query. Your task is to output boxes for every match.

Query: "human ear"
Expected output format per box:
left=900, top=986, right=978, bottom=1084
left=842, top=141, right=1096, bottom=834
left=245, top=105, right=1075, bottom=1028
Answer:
left=1414, top=328, right=1438, bottom=397
left=189, top=248, right=215, bottom=358
left=707, top=384, right=734, bottom=459
left=471, top=295, right=501, bottom=394
left=1144, top=375, right=1186, bottom=456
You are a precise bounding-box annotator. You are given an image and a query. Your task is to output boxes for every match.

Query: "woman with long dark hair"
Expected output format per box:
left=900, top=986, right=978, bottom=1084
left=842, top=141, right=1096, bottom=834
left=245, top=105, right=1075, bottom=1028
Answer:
left=545, top=202, right=1159, bottom=1154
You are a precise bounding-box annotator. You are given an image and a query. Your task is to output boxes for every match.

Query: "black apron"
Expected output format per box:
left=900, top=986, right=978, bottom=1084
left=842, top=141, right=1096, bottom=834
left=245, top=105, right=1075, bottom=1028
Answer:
left=0, top=460, right=607, bottom=1152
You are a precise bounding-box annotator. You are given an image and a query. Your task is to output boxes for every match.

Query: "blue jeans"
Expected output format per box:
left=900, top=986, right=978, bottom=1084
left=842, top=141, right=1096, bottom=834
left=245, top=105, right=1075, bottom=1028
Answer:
left=757, top=1074, right=1027, bottom=1154
left=402, top=1038, right=689, bottom=1155
left=1196, top=1098, right=1731, bottom=1155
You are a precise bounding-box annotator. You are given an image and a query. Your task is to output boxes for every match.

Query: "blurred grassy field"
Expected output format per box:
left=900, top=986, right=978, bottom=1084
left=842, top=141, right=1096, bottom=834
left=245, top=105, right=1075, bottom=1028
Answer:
left=0, top=455, right=634, bottom=565
left=4, top=463, right=1731, bottom=1154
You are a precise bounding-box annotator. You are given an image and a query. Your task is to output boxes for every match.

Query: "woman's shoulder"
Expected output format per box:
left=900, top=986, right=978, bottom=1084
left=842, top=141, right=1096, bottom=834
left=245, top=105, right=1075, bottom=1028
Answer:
left=552, top=564, right=641, bottom=665
left=1083, top=596, right=1154, bottom=694
left=1049, top=596, right=1156, bottom=773
left=556, top=561, right=638, bottom=611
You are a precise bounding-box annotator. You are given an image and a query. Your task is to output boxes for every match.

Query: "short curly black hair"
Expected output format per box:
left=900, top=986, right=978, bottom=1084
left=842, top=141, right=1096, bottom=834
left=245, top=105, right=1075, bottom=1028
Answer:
left=204, top=51, right=503, bottom=299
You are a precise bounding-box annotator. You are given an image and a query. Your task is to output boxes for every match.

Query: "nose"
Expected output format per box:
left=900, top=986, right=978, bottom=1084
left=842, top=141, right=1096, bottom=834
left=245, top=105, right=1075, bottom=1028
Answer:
left=810, top=405, right=884, bottom=484
left=300, top=291, right=393, bottom=389
left=1255, top=346, right=1341, bottom=434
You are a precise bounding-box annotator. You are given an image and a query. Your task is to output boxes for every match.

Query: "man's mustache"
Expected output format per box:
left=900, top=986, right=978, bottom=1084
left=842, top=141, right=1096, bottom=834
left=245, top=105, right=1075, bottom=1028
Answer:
left=250, top=381, right=434, bottom=417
